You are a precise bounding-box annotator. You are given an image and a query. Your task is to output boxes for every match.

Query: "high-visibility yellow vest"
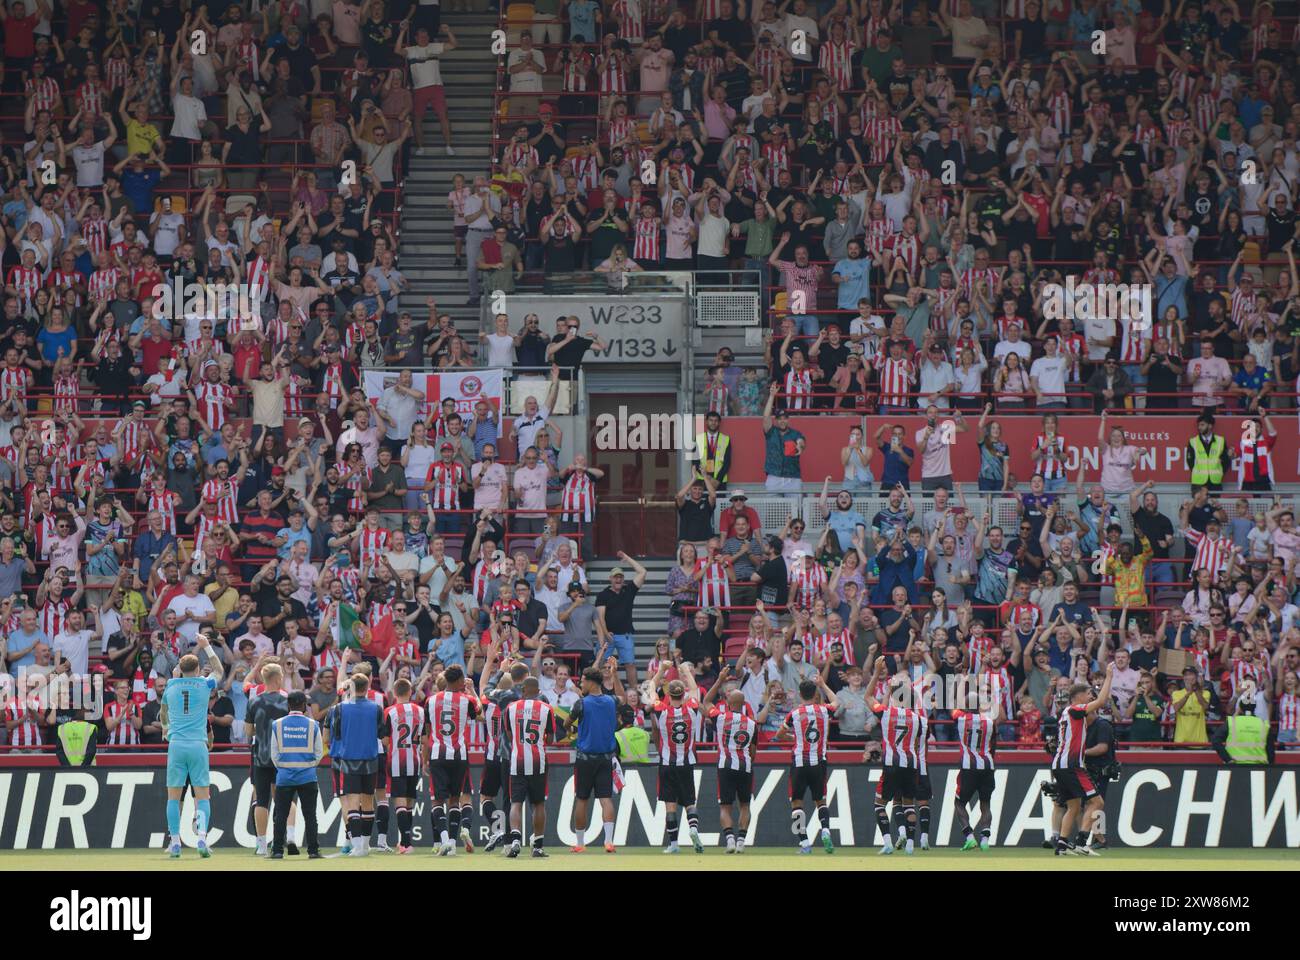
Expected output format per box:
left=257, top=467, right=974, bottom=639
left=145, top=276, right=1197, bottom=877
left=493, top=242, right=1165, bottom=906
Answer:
left=694, top=432, right=730, bottom=484
left=1224, top=715, right=1267, bottom=763
left=615, top=726, right=652, bottom=763
left=1188, top=435, right=1225, bottom=486
left=58, top=721, right=97, bottom=766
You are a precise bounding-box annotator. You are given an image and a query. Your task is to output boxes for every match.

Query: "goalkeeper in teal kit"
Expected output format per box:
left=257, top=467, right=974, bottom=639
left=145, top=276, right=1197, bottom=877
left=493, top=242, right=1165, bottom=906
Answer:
left=161, top=634, right=224, bottom=858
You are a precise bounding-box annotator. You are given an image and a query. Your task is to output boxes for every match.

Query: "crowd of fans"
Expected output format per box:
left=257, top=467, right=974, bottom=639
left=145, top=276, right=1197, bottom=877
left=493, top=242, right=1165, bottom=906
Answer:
left=476, top=0, right=1300, bottom=751
left=0, top=0, right=1298, bottom=761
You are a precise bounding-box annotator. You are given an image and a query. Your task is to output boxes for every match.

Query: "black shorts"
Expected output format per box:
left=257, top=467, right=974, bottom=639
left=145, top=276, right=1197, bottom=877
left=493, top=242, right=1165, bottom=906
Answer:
left=479, top=756, right=510, bottom=801
left=574, top=753, right=614, bottom=800
left=879, top=766, right=918, bottom=801
left=657, top=764, right=696, bottom=806
left=509, top=772, right=548, bottom=804
left=1088, top=768, right=1110, bottom=802
left=342, top=772, right=377, bottom=795
left=430, top=759, right=470, bottom=801
left=717, top=767, right=753, bottom=805
left=956, top=769, right=996, bottom=805
left=389, top=774, right=420, bottom=799
left=1052, top=768, right=1098, bottom=802
left=252, top=764, right=277, bottom=808
left=914, top=772, right=932, bottom=802
left=788, top=763, right=828, bottom=804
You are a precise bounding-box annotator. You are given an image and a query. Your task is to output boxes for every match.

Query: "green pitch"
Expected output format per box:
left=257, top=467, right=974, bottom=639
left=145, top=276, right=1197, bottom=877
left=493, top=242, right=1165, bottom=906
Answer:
left=2, top=848, right=1295, bottom=872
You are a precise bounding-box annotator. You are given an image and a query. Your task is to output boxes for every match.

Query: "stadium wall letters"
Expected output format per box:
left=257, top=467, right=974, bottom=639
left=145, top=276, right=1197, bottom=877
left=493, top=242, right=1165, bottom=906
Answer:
left=0, top=760, right=1295, bottom=850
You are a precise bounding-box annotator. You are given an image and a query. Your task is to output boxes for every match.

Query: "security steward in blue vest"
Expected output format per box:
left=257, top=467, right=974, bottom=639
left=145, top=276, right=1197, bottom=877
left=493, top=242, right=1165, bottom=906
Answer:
left=270, top=691, right=324, bottom=859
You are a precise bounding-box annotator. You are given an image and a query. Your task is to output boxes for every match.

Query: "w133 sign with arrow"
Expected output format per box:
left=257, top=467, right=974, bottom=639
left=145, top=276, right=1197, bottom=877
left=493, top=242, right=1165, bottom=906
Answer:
left=497, top=296, right=688, bottom=363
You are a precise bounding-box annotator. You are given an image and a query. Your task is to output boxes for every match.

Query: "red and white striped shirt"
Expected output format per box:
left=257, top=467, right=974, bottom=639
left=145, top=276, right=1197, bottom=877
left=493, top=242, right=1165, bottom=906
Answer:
left=193, top=381, right=233, bottom=430
left=0, top=366, right=32, bottom=406
left=956, top=710, right=996, bottom=769
left=818, top=40, right=855, bottom=92
left=712, top=707, right=756, bottom=771
left=7, top=266, right=40, bottom=305
left=810, top=628, right=855, bottom=665
left=785, top=702, right=831, bottom=766
left=105, top=699, right=141, bottom=746
left=632, top=216, right=660, bottom=261
left=787, top=561, right=827, bottom=609
left=655, top=702, right=699, bottom=766
left=1046, top=90, right=1071, bottom=134
left=26, top=76, right=59, bottom=112
left=697, top=555, right=732, bottom=608
left=88, top=267, right=119, bottom=301
left=561, top=470, right=595, bottom=523
left=505, top=697, right=553, bottom=774
left=426, top=690, right=479, bottom=760
left=383, top=701, right=426, bottom=776
left=1033, top=433, right=1067, bottom=480
left=864, top=115, right=902, bottom=165
left=888, top=233, right=920, bottom=275
left=876, top=356, right=914, bottom=408
left=200, top=478, right=240, bottom=524
left=1277, top=692, right=1298, bottom=734
left=879, top=704, right=922, bottom=768
left=597, top=54, right=627, bottom=95
left=355, top=526, right=391, bottom=573
left=1052, top=703, right=1090, bottom=769
left=425, top=461, right=465, bottom=511
left=4, top=698, right=43, bottom=748
left=782, top=368, right=814, bottom=410
left=1184, top=528, right=1235, bottom=577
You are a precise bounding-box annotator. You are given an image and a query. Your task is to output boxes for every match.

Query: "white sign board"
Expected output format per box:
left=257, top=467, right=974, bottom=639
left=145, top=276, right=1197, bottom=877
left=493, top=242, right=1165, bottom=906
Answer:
left=490, top=295, right=688, bottom=363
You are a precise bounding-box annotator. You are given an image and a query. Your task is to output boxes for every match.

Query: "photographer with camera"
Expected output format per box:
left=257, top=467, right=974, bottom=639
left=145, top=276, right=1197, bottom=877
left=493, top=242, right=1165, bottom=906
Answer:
left=1082, top=694, right=1120, bottom=851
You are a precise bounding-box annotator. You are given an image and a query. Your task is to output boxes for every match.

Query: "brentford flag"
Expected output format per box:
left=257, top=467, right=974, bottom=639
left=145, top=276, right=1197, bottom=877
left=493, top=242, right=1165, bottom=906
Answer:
left=361, top=369, right=504, bottom=420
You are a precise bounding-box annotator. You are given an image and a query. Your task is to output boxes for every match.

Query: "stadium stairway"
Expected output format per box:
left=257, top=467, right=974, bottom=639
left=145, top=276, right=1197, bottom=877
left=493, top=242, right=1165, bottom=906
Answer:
left=583, top=557, right=675, bottom=663
left=399, top=13, right=499, bottom=332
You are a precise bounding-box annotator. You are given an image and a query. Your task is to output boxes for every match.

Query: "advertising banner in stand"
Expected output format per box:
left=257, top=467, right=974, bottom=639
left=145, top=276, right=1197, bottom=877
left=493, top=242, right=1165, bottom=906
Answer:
left=720, top=415, right=1300, bottom=486
left=1, top=757, right=1295, bottom=850
left=361, top=369, right=505, bottom=418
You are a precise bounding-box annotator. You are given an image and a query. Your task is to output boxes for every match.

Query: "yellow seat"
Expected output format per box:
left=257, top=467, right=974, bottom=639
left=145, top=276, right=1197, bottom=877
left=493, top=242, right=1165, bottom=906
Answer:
left=506, top=3, right=535, bottom=26
left=310, top=97, right=333, bottom=122
left=155, top=194, right=187, bottom=214
left=773, top=291, right=789, bottom=314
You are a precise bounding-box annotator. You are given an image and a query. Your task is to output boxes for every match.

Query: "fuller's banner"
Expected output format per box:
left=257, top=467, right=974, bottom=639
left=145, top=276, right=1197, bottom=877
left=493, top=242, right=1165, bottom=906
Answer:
left=1, top=756, right=1295, bottom=850
left=361, top=369, right=504, bottom=419
left=721, top=415, right=1300, bottom=486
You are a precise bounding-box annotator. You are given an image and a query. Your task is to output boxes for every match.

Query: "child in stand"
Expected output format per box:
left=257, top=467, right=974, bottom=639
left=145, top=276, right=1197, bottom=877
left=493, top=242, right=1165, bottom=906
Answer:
left=1017, top=694, right=1043, bottom=745
left=734, top=366, right=768, bottom=415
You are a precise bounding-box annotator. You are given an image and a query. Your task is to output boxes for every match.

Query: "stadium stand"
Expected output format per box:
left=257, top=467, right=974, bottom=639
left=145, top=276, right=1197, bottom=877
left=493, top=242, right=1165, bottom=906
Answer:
left=0, top=0, right=1297, bottom=783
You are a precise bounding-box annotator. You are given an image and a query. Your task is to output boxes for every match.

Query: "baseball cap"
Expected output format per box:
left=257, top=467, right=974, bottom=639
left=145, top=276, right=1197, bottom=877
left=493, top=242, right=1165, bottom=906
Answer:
left=440, top=442, right=454, bottom=451
left=271, top=466, right=286, bottom=476
left=729, top=490, right=748, bottom=501
left=610, top=567, right=625, bottom=578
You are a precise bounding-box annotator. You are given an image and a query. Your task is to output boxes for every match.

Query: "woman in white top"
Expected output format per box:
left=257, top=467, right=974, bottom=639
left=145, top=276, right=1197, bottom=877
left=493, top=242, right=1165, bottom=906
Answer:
left=1097, top=411, right=1137, bottom=496
left=400, top=420, right=438, bottom=511
left=841, top=420, right=874, bottom=491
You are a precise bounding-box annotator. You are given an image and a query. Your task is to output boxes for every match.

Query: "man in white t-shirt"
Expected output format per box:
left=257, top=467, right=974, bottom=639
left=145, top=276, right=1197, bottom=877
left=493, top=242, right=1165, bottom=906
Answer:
left=1083, top=312, right=1116, bottom=362
left=166, top=575, right=217, bottom=646
left=781, top=0, right=818, bottom=64
left=150, top=200, right=186, bottom=257
left=505, top=31, right=546, bottom=118
left=65, top=119, right=117, bottom=188
left=914, top=404, right=967, bottom=491
left=51, top=608, right=98, bottom=676
left=992, top=323, right=1032, bottom=366
left=1030, top=335, right=1071, bottom=408
left=397, top=21, right=457, bottom=155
